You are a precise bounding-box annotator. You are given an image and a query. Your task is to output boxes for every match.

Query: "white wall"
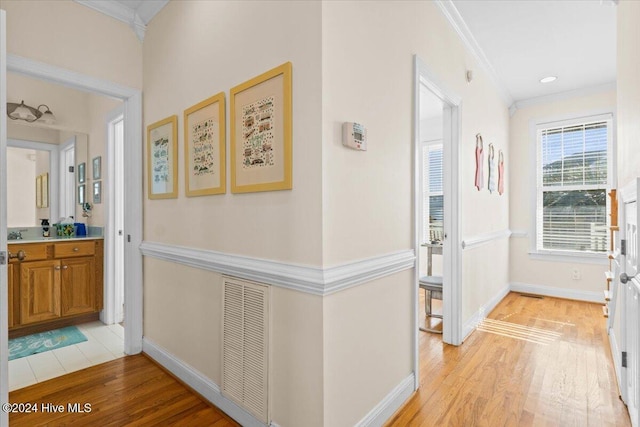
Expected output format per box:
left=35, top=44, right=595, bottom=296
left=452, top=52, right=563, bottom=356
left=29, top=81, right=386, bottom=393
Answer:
left=7, top=147, right=36, bottom=227
left=321, top=1, right=510, bottom=424
left=509, top=90, right=616, bottom=296
left=86, top=95, right=122, bottom=226
left=617, top=2, right=640, bottom=187
left=613, top=0, right=640, bottom=373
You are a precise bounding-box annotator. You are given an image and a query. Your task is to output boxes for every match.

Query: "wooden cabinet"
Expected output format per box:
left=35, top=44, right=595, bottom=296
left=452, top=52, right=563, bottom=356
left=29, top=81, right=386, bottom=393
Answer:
left=8, top=239, right=103, bottom=337
left=20, top=260, right=61, bottom=324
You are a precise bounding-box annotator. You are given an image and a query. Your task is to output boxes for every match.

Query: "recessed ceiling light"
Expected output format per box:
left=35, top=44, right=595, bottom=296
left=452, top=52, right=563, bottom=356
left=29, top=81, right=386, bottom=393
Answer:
left=540, top=76, right=557, bottom=84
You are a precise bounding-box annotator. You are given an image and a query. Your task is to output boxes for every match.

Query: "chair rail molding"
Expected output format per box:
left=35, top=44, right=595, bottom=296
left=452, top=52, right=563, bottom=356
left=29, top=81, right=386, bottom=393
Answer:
left=139, top=241, right=415, bottom=296
left=461, top=229, right=512, bottom=250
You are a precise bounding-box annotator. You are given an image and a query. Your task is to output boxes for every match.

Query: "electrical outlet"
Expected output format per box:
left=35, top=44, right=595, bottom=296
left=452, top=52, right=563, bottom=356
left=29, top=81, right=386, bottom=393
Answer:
left=572, top=268, right=581, bottom=280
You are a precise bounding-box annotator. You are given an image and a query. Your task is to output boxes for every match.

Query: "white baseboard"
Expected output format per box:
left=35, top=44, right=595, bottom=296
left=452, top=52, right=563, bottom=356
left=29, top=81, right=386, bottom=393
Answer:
left=462, top=285, right=510, bottom=340
left=142, top=338, right=267, bottom=427
left=355, top=373, right=415, bottom=427
left=510, top=282, right=602, bottom=303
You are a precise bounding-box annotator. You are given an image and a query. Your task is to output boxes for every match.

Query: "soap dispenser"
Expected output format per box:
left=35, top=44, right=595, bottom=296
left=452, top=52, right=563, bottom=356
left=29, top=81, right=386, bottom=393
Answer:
left=41, top=218, right=50, bottom=237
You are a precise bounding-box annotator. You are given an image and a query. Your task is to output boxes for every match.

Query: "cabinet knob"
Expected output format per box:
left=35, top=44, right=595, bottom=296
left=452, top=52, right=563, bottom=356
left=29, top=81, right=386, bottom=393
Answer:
left=62, top=265, right=68, bottom=270
left=8, top=250, right=26, bottom=261
left=55, top=266, right=61, bottom=271
left=73, top=247, right=79, bottom=252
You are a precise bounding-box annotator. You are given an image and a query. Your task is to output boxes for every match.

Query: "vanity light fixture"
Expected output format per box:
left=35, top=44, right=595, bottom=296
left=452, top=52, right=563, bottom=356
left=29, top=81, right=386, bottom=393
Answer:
left=539, top=76, right=557, bottom=84
left=6, top=100, right=56, bottom=124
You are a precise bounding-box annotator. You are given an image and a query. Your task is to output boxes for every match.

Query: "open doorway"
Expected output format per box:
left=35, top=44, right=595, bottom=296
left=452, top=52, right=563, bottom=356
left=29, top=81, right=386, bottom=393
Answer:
left=413, top=56, right=462, bottom=385
left=1, top=51, right=143, bottom=415
left=418, top=87, right=444, bottom=333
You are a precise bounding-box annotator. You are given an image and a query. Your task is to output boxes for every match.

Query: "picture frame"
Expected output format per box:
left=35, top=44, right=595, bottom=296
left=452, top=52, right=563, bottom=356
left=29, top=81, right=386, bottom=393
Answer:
left=78, top=162, right=86, bottom=184
left=92, top=156, right=102, bottom=180
left=147, top=115, right=178, bottom=199
left=78, top=184, right=85, bottom=205
left=230, top=62, right=292, bottom=193
left=41, top=172, right=49, bottom=208
left=184, top=92, right=226, bottom=196
left=93, top=181, right=102, bottom=204
left=36, top=175, right=42, bottom=208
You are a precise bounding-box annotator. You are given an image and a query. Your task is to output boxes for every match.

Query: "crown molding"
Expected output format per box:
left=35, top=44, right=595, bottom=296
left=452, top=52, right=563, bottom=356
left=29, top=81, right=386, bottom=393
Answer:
left=510, top=82, right=616, bottom=114
left=434, top=0, right=513, bottom=107
left=74, top=0, right=168, bottom=41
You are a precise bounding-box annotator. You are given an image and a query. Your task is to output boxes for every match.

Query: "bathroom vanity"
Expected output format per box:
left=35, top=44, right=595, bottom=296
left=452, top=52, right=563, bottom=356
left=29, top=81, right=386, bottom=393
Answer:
left=7, top=237, right=103, bottom=338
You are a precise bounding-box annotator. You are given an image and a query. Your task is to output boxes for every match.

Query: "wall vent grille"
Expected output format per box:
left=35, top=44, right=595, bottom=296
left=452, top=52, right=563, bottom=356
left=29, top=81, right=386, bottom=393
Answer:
left=222, top=276, right=269, bottom=423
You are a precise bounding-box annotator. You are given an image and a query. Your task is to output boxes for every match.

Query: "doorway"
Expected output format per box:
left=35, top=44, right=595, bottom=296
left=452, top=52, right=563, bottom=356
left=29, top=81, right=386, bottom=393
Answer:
left=413, top=54, right=462, bottom=388
left=0, top=49, right=143, bottom=426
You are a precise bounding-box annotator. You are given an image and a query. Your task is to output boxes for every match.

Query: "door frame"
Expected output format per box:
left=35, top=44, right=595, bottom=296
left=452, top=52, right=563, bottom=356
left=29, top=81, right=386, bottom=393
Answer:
left=413, top=55, right=462, bottom=387
left=1, top=10, right=9, bottom=427
left=1, top=53, right=143, bottom=425
left=103, top=106, right=125, bottom=325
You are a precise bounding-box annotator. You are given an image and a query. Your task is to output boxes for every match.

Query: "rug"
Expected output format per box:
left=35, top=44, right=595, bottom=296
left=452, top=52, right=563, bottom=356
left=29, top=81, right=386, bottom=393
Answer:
left=9, top=326, right=88, bottom=361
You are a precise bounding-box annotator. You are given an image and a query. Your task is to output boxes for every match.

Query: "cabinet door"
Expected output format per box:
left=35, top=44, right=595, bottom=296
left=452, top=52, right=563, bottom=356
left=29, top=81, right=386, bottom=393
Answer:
left=8, top=264, right=14, bottom=328
left=61, top=257, right=96, bottom=317
left=20, top=260, right=61, bottom=324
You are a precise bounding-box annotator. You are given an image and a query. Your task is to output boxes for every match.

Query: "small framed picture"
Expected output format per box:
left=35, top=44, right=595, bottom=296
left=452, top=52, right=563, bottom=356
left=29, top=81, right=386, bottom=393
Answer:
left=78, top=184, right=85, bottom=205
left=147, top=115, right=178, bottom=199
left=184, top=92, right=226, bottom=196
left=92, top=156, right=102, bottom=180
left=93, top=181, right=102, bottom=204
left=78, top=162, right=86, bottom=184
left=36, top=175, right=43, bottom=208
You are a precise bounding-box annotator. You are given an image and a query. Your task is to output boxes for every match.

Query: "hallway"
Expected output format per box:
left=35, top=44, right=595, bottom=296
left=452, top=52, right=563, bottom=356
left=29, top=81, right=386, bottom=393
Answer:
left=388, top=292, right=630, bottom=426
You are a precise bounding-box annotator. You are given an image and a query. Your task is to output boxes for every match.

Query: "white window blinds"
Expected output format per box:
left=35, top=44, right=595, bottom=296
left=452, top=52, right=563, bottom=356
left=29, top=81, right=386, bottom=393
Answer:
left=536, top=118, right=611, bottom=253
left=422, top=144, right=443, bottom=243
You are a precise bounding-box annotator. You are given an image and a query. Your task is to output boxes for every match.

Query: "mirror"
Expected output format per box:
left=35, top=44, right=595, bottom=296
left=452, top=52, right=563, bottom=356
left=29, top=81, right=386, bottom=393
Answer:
left=7, top=133, right=88, bottom=227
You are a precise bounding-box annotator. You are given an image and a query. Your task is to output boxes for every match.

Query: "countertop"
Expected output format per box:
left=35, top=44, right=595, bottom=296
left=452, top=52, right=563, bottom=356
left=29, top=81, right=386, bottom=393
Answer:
left=8, top=235, right=104, bottom=244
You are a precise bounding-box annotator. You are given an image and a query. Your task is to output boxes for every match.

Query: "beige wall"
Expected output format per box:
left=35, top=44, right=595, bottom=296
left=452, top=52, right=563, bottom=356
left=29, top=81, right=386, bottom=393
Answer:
left=0, top=0, right=142, bottom=90
left=509, top=90, right=616, bottom=293
left=323, top=272, right=413, bottom=427
left=143, top=0, right=323, bottom=265
left=142, top=2, right=324, bottom=426
left=321, top=1, right=510, bottom=424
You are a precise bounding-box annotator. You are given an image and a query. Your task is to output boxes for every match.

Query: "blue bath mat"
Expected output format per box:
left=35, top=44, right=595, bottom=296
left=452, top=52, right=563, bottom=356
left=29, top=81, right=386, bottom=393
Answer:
left=9, top=326, right=87, bottom=361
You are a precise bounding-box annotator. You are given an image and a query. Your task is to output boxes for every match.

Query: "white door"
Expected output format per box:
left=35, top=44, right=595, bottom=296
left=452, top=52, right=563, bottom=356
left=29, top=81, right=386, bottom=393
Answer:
left=0, top=10, right=9, bottom=427
left=622, top=188, right=639, bottom=426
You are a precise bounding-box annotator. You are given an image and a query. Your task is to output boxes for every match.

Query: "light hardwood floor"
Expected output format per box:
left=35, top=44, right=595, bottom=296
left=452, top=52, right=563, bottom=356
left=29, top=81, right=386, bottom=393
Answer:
left=9, top=354, right=238, bottom=426
left=386, top=292, right=631, bottom=426
left=8, top=293, right=630, bottom=426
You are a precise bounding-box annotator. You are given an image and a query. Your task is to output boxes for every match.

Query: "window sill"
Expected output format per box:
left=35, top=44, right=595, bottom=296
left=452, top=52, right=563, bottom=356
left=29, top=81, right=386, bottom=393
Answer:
left=528, top=250, right=608, bottom=265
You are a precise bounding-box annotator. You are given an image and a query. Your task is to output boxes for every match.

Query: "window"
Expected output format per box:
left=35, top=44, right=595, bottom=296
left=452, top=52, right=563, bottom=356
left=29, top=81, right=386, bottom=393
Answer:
left=535, top=115, right=612, bottom=254
left=423, top=143, right=443, bottom=243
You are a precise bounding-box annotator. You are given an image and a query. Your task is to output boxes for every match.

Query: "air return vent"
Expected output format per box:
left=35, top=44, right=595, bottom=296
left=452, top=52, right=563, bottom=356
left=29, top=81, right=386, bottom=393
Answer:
left=222, top=276, right=269, bottom=423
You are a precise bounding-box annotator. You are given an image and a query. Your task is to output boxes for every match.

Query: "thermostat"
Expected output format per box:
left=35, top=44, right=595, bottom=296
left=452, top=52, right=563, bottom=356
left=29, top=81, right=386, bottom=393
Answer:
left=342, top=122, right=367, bottom=151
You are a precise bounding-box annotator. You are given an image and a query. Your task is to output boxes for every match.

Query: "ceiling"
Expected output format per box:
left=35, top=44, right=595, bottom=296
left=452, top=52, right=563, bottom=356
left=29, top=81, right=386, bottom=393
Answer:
left=81, top=0, right=617, bottom=110
left=449, top=0, right=617, bottom=106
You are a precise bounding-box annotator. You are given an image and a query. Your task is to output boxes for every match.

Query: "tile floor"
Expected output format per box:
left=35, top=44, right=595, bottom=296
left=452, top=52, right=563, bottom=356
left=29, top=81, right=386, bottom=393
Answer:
left=9, top=321, right=125, bottom=391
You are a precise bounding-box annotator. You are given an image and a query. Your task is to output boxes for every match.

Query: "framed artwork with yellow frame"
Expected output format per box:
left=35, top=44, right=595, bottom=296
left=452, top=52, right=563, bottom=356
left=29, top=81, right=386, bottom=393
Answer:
left=147, top=115, right=178, bottom=199
left=184, top=92, right=226, bottom=196
left=230, top=62, right=292, bottom=193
